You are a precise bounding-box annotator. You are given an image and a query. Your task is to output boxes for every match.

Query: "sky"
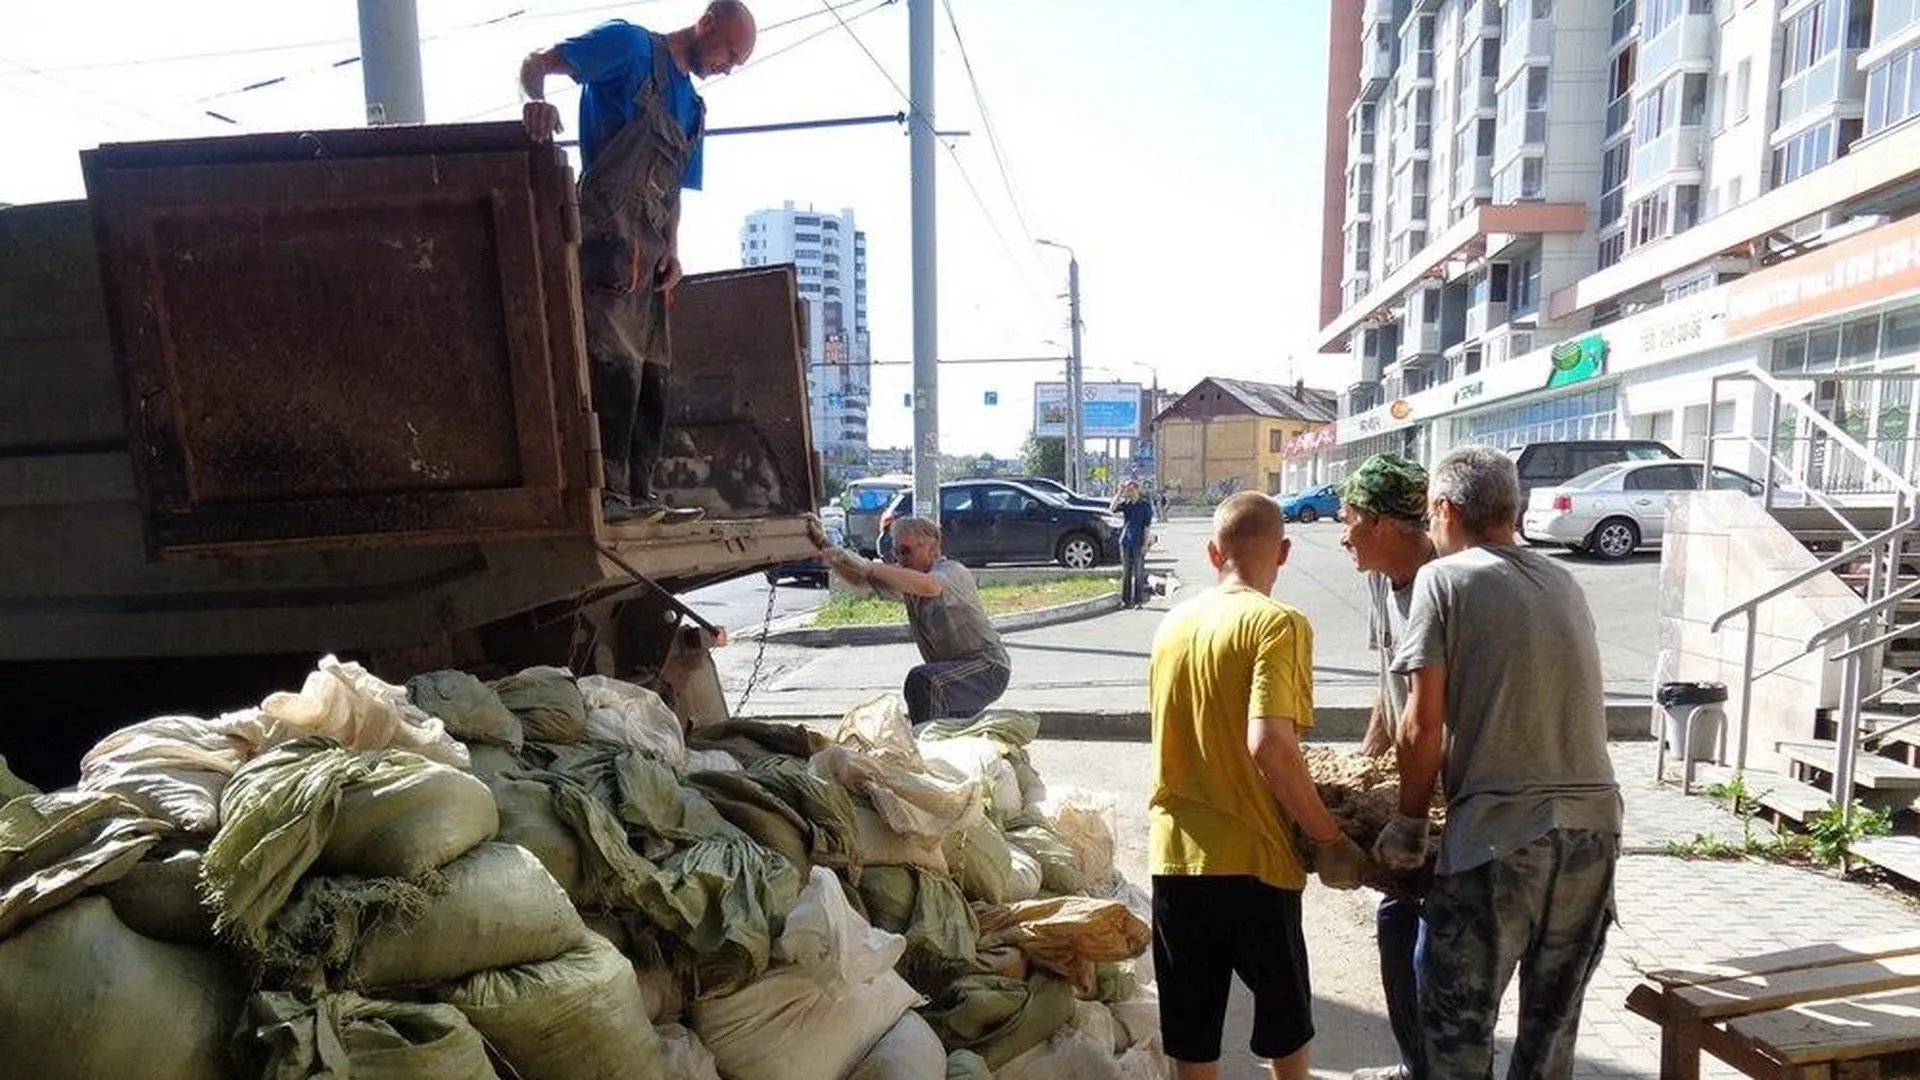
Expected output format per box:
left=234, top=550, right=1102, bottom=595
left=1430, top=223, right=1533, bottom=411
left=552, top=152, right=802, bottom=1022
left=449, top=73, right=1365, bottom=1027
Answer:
left=1, top=0, right=1348, bottom=457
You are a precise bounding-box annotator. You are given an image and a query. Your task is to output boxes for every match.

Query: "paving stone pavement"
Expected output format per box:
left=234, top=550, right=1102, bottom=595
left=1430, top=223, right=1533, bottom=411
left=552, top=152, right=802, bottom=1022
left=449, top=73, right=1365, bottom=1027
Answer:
left=1529, top=743, right=1920, bottom=1079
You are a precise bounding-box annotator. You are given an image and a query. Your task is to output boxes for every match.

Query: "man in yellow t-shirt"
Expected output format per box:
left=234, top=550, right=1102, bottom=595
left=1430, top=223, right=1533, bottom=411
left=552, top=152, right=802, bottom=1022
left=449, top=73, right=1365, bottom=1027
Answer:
left=1149, top=490, right=1368, bottom=1080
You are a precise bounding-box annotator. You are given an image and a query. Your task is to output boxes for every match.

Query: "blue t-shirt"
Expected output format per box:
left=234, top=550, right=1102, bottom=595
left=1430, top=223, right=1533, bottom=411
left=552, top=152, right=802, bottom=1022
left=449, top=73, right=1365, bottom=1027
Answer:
left=557, top=20, right=704, bottom=188
left=1116, top=497, right=1154, bottom=549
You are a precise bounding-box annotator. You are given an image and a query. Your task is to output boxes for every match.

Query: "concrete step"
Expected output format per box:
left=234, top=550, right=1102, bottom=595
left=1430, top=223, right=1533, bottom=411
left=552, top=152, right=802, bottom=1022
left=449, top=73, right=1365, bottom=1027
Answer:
left=1776, top=739, right=1920, bottom=790
left=1696, top=764, right=1834, bottom=823
left=1854, top=836, right=1920, bottom=886
left=1863, top=711, right=1920, bottom=753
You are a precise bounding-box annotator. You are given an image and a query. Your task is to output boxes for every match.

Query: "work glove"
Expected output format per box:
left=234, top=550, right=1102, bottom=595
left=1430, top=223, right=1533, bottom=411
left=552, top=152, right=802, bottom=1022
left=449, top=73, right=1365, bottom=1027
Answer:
left=1373, top=813, right=1432, bottom=872
left=1312, top=833, right=1370, bottom=891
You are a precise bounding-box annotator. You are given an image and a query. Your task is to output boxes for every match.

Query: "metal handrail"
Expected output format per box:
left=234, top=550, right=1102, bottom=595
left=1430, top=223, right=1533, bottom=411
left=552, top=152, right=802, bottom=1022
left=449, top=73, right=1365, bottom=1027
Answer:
left=1806, top=577, right=1920, bottom=653
left=1704, top=431, right=1870, bottom=543
left=1829, top=616, right=1920, bottom=662
left=1708, top=364, right=1917, bottom=493
left=1861, top=665, right=1920, bottom=706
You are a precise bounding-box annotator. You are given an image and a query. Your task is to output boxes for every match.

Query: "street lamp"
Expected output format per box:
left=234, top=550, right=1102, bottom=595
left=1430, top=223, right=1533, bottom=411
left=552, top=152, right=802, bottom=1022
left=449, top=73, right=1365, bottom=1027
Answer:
left=1035, top=238, right=1084, bottom=490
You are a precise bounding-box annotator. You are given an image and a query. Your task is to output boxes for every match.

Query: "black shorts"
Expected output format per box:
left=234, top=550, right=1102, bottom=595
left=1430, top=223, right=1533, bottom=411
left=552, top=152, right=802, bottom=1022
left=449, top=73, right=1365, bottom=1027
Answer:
left=1152, top=874, right=1314, bottom=1063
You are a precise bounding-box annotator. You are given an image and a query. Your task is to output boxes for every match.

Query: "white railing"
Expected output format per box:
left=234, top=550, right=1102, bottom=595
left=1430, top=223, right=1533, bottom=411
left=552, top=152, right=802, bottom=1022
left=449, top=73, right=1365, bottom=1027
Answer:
left=1705, top=365, right=1920, bottom=823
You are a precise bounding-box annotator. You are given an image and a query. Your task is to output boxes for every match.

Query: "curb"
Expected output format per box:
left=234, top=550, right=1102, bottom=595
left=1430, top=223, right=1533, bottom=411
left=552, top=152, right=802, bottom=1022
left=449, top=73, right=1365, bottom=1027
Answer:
left=744, top=701, right=1658, bottom=743
left=742, top=569, right=1183, bottom=647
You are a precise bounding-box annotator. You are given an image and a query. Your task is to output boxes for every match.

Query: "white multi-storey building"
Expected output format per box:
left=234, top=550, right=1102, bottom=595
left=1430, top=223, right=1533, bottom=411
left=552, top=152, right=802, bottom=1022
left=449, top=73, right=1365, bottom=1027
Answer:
left=740, top=202, right=871, bottom=472
left=1313, top=0, right=1920, bottom=485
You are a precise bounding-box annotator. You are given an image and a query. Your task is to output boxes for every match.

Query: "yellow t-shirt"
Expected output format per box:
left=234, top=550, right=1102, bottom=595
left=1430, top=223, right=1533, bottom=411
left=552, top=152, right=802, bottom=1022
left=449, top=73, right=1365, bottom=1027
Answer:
left=1148, top=584, right=1314, bottom=890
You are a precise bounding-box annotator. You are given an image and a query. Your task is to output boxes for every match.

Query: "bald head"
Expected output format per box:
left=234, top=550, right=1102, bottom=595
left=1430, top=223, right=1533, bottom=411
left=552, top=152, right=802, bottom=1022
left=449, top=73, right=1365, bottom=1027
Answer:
left=687, top=1, right=756, bottom=76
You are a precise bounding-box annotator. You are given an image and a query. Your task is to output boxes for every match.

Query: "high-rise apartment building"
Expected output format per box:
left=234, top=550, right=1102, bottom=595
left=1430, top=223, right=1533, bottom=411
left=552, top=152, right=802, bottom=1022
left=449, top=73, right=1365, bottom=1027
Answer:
left=1311, top=0, right=1920, bottom=481
left=740, top=202, right=871, bottom=472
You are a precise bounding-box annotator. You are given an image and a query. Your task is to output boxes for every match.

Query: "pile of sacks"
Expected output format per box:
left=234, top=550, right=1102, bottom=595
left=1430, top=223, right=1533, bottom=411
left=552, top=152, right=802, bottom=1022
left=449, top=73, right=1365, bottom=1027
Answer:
left=0, top=654, right=1167, bottom=1080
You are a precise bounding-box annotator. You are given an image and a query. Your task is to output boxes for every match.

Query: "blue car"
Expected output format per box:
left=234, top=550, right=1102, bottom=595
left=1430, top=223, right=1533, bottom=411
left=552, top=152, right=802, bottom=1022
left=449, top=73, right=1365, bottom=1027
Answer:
left=1276, top=484, right=1341, bottom=524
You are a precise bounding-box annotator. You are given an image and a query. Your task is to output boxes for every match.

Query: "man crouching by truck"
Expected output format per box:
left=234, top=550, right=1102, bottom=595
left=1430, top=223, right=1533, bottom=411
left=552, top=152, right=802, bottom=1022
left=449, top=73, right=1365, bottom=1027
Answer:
left=814, top=516, right=1012, bottom=725
left=520, top=1, right=757, bottom=524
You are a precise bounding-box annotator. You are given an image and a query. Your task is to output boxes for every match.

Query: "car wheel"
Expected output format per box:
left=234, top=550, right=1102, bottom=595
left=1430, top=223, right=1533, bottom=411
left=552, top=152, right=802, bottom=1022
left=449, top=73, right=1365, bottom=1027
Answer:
left=1586, top=517, right=1640, bottom=561
left=1298, top=506, right=1319, bottom=524
left=1056, top=532, right=1099, bottom=570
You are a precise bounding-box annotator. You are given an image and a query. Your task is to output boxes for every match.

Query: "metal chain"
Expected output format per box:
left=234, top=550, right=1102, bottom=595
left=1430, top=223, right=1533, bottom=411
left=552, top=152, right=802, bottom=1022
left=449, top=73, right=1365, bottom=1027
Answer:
left=732, top=578, right=780, bottom=719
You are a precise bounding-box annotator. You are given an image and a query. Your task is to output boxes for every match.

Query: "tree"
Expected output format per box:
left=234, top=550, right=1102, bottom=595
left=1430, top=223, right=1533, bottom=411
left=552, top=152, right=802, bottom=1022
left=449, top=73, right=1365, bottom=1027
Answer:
left=1020, top=434, right=1065, bottom=481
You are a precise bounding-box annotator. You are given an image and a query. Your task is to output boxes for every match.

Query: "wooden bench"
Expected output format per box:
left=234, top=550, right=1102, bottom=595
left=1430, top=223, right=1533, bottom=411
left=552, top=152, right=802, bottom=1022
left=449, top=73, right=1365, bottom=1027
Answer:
left=1626, top=931, right=1920, bottom=1079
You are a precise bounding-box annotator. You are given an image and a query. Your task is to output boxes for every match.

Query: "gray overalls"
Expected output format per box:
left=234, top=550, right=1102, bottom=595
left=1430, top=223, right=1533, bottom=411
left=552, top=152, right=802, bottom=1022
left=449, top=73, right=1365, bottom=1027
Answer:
left=576, top=32, right=703, bottom=506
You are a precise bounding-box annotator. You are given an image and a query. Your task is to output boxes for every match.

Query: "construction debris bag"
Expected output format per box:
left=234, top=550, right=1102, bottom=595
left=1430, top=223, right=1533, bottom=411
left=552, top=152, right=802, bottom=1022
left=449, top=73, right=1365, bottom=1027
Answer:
left=673, top=837, right=802, bottom=999
left=578, top=674, right=687, bottom=763
left=942, top=817, right=1016, bottom=903
left=833, top=693, right=926, bottom=769
left=0, top=754, right=35, bottom=802
left=694, top=867, right=920, bottom=1080
left=834, top=801, right=949, bottom=873
left=685, top=768, right=813, bottom=876
left=852, top=864, right=980, bottom=994
left=237, top=990, right=499, bottom=1080
left=921, top=971, right=1078, bottom=1070
left=407, top=670, right=525, bottom=750
left=847, top=1010, right=949, bottom=1080
left=490, top=665, right=589, bottom=744
left=973, top=895, right=1152, bottom=996
left=685, top=747, right=743, bottom=772
left=810, top=744, right=983, bottom=843
left=77, top=714, right=251, bottom=833
left=1042, top=789, right=1119, bottom=891
left=349, top=841, right=589, bottom=990
left=237, top=655, right=470, bottom=768
left=917, top=707, right=1042, bottom=748
left=465, top=742, right=526, bottom=777
left=0, top=896, right=243, bottom=1080
left=203, top=738, right=497, bottom=950
left=686, top=718, right=824, bottom=764
left=100, top=844, right=217, bottom=946
left=0, top=788, right=166, bottom=938
left=744, top=754, right=862, bottom=869
left=1007, top=841, right=1045, bottom=900
left=1002, top=812, right=1086, bottom=895
left=437, top=932, right=663, bottom=1080
left=917, top=735, right=1023, bottom=820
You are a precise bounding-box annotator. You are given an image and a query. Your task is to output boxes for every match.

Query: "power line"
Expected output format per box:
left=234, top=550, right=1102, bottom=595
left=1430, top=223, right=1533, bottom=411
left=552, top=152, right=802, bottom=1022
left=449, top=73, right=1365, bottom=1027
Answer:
left=939, top=0, right=1033, bottom=248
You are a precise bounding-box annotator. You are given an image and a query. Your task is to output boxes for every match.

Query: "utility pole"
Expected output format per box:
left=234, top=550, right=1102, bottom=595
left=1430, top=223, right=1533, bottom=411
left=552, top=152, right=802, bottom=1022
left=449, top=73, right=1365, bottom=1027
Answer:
left=907, top=0, right=940, bottom=525
left=357, top=0, right=425, bottom=125
left=1065, top=255, right=1085, bottom=491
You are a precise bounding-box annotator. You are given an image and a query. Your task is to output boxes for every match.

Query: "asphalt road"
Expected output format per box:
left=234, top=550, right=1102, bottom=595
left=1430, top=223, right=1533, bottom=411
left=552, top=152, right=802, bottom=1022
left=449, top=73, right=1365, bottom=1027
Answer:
left=683, top=569, right=833, bottom=634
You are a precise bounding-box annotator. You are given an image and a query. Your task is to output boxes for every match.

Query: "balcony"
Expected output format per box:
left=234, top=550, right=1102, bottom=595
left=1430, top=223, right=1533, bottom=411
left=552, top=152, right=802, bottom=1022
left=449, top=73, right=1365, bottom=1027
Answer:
left=1465, top=297, right=1508, bottom=339
left=1776, top=50, right=1869, bottom=130
left=1359, top=30, right=1395, bottom=99
left=1398, top=320, right=1441, bottom=360
left=1501, top=15, right=1553, bottom=83
left=1605, top=94, right=1631, bottom=141
left=1453, top=154, right=1493, bottom=199
left=1347, top=185, right=1375, bottom=222
left=1343, top=274, right=1373, bottom=309
left=1639, top=12, right=1714, bottom=83
left=1629, top=125, right=1704, bottom=189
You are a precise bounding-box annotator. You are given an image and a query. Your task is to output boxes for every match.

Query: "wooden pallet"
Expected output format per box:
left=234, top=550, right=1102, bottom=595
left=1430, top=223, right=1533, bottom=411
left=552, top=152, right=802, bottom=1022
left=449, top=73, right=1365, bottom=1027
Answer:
left=1627, top=931, right=1920, bottom=1079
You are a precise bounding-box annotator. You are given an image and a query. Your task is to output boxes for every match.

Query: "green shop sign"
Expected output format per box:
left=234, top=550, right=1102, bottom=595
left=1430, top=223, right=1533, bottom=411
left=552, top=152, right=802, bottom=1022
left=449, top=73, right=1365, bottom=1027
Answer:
left=1547, top=334, right=1607, bottom=388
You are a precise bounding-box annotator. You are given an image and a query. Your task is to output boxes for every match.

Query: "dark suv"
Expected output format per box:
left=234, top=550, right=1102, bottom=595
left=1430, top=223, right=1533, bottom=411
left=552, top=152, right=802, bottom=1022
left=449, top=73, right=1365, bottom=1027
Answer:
left=879, top=480, right=1120, bottom=569
left=1510, top=439, right=1680, bottom=534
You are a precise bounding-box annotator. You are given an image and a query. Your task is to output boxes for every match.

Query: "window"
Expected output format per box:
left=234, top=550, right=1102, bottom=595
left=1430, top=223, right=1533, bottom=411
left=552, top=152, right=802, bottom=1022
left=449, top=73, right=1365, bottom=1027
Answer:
left=1269, top=429, right=1285, bottom=452
left=1681, top=72, right=1709, bottom=126
left=940, top=488, right=974, bottom=514
left=1734, top=59, right=1751, bottom=122
left=1709, top=467, right=1762, bottom=494
left=1781, top=3, right=1834, bottom=80
left=1866, top=43, right=1920, bottom=136
left=1628, top=464, right=1698, bottom=490
left=1674, top=184, right=1701, bottom=231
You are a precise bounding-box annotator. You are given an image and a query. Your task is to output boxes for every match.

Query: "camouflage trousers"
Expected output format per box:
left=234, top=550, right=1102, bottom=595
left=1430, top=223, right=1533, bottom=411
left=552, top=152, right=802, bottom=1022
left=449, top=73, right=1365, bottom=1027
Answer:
left=1419, top=828, right=1618, bottom=1080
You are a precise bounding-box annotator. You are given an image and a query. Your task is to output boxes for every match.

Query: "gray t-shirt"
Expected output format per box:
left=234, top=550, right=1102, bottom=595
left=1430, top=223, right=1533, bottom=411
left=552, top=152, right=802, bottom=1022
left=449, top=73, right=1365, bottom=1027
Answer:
left=900, top=559, right=1009, bottom=668
left=1392, top=544, right=1622, bottom=874
left=1368, top=570, right=1416, bottom=725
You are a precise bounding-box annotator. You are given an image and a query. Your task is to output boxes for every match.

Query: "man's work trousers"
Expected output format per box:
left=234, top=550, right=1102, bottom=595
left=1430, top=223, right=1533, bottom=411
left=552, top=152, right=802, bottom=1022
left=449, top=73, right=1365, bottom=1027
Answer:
left=902, top=656, right=1011, bottom=725
left=1420, top=828, right=1617, bottom=1080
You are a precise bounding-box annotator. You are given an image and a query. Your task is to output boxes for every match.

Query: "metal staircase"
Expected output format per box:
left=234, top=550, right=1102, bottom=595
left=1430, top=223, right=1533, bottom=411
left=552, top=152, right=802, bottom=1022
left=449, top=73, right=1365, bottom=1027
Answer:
left=1699, top=364, right=1920, bottom=876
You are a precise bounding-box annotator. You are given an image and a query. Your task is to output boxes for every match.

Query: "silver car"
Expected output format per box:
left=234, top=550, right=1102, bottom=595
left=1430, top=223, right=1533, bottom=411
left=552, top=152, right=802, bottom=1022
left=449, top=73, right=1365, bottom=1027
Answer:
left=1521, top=459, right=1797, bottom=561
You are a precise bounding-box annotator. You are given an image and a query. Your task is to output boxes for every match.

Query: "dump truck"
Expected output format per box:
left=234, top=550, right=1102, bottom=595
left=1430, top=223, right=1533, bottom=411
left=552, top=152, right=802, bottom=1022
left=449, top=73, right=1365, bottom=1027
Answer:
left=0, top=122, right=819, bottom=785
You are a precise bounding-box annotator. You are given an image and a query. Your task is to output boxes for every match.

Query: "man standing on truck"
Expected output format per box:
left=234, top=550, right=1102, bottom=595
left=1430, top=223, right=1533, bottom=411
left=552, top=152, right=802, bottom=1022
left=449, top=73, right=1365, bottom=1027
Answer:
left=520, top=1, right=758, bottom=524
left=815, top=516, right=1012, bottom=724
left=1338, top=453, right=1437, bottom=1080
left=1373, top=445, right=1621, bottom=1080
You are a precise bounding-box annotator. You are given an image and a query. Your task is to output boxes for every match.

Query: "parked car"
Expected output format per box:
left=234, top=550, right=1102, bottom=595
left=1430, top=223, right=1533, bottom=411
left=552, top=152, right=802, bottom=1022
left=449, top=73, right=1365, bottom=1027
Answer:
left=1521, top=459, right=1803, bottom=560
left=994, top=475, right=1111, bottom=510
left=766, top=519, right=845, bottom=587
left=843, top=473, right=913, bottom=556
left=1510, top=439, right=1681, bottom=534
left=879, top=480, right=1121, bottom=568
left=1276, top=483, right=1341, bottom=523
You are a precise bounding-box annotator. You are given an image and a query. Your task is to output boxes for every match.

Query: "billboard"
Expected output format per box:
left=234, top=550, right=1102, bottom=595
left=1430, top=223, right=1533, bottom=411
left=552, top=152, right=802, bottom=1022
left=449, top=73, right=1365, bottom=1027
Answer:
left=1033, top=381, right=1143, bottom=438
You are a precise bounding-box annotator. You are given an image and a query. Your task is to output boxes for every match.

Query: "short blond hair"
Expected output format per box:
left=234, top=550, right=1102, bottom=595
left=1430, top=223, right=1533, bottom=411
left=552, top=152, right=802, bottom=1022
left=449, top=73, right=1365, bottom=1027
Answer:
left=1212, top=491, right=1283, bottom=562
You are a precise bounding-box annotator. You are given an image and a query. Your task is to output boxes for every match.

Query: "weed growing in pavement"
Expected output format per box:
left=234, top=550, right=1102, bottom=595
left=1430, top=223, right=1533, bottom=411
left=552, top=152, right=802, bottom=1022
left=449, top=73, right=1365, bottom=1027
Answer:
left=1805, top=803, right=1893, bottom=868
left=1665, top=773, right=1890, bottom=872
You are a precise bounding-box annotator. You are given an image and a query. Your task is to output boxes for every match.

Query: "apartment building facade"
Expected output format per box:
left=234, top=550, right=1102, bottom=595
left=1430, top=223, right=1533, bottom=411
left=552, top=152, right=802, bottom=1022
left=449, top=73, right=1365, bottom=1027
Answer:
left=740, top=202, right=871, bottom=474
left=1310, top=0, right=1920, bottom=487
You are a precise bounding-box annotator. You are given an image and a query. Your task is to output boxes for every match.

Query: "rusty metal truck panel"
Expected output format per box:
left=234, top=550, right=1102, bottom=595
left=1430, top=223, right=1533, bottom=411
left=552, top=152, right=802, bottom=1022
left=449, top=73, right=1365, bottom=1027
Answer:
left=82, top=123, right=595, bottom=555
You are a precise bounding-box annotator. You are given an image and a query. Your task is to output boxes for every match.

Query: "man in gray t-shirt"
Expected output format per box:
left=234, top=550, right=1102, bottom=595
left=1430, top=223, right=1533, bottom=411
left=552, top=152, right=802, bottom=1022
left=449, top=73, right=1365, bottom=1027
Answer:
left=1374, top=445, right=1621, bottom=1080
left=817, top=514, right=1010, bottom=724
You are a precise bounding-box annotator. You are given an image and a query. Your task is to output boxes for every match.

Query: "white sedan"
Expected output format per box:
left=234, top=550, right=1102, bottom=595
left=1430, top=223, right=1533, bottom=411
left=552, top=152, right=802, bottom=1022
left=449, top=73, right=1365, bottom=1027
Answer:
left=1521, top=459, right=1797, bottom=560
